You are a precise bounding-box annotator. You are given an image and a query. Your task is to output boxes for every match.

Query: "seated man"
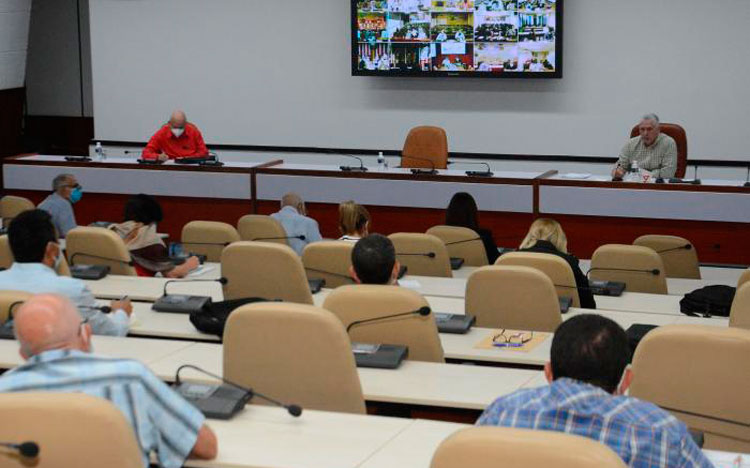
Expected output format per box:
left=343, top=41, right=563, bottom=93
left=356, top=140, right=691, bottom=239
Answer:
left=37, top=173, right=81, bottom=237
left=0, top=209, right=131, bottom=336
left=612, top=113, right=678, bottom=179
left=270, top=192, right=322, bottom=255
left=349, top=234, right=401, bottom=285
left=0, top=294, right=217, bottom=468
left=477, top=314, right=711, bottom=467
left=142, top=110, right=209, bottom=162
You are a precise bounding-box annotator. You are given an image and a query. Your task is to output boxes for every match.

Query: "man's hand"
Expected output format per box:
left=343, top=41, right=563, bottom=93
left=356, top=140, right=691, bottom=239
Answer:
left=612, top=165, right=625, bottom=179
left=184, top=256, right=200, bottom=271
left=157, top=153, right=169, bottom=162
left=110, top=298, right=133, bottom=316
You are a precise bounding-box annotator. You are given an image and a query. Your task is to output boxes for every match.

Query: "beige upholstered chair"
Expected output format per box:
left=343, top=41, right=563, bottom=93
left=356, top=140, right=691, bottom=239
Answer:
left=221, top=241, right=313, bottom=303
left=431, top=427, right=626, bottom=468
left=401, top=126, right=449, bottom=170
left=630, top=325, right=750, bottom=451
left=323, top=284, right=444, bottom=363
left=224, top=302, right=366, bottom=414
left=496, top=251, right=580, bottom=308
left=0, top=290, right=32, bottom=324
left=0, top=235, right=12, bottom=270
left=389, top=233, right=452, bottom=278
left=0, top=393, right=142, bottom=468
left=0, top=195, right=35, bottom=224
left=633, top=235, right=700, bottom=279
left=466, top=265, right=562, bottom=332
left=181, top=220, right=240, bottom=262
left=426, top=225, right=488, bottom=267
left=729, top=283, right=750, bottom=330
left=65, top=227, right=136, bottom=276
left=738, top=269, right=750, bottom=290
left=302, top=241, right=355, bottom=289
left=237, top=215, right=288, bottom=245
left=589, top=244, right=668, bottom=294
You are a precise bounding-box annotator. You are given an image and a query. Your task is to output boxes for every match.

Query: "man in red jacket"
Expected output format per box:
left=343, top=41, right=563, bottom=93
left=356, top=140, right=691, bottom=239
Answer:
left=142, top=110, right=209, bottom=162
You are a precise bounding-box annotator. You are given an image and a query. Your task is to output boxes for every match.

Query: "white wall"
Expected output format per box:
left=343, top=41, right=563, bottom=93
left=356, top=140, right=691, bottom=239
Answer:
left=89, top=0, right=750, bottom=161
left=0, top=0, right=31, bottom=90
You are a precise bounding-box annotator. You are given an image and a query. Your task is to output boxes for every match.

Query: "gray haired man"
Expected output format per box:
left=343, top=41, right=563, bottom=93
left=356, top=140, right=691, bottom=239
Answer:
left=37, top=174, right=81, bottom=237
left=612, top=114, right=678, bottom=179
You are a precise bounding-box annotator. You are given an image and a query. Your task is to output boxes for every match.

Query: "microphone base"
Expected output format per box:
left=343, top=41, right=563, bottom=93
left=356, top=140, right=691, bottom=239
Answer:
left=64, top=156, right=92, bottom=162
left=339, top=166, right=368, bottom=172
left=137, top=159, right=164, bottom=165
left=199, top=160, right=224, bottom=167
left=153, top=295, right=212, bottom=314
left=410, top=168, right=438, bottom=175
left=745, top=182, right=750, bottom=187
left=465, top=170, right=494, bottom=177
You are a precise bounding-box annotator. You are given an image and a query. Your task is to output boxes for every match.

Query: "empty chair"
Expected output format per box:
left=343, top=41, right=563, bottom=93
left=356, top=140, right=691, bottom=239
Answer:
left=389, top=233, right=452, bottom=277
left=738, top=269, right=750, bottom=290
left=221, top=241, right=313, bottom=304
left=466, top=265, right=562, bottom=332
left=181, top=220, right=240, bottom=262
left=426, top=225, right=489, bottom=267
left=323, top=284, right=444, bottom=362
left=224, top=302, right=365, bottom=414
left=589, top=244, right=668, bottom=294
left=496, top=251, right=581, bottom=308
left=65, top=227, right=136, bottom=276
left=0, top=290, right=32, bottom=324
left=0, top=195, right=35, bottom=224
left=0, top=235, right=12, bottom=270
left=730, top=282, right=750, bottom=330
left=237, top=214, right=288, bottom=244
left=630, top=324, right=750, bottom=451
left=0, top=393, right=142, bottom=468
left=633, top=235, right=700, bottom=279
left=629, top=122, right=688, bottom=178
left=400, top=126, right=449, bottom=170
left=302, top=241, right=355, bottom=288
left=431, top=427, right=626, bottom=468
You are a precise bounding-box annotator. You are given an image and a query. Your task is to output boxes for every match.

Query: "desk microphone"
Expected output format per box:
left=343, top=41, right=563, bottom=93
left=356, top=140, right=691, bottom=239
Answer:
left=175, top=364, right=302, bottom=417
left=251, top=235, right=306, bottom=242
left=68, top=252, right=135, bottom=267
left=396, top=252, right=436, bottom=258
left=657, top=404, right=750, bottom=429
left=0, top=441, right=40, bottom=458
left=346, top=306, right=431, bottom=333
left=444, top=237, right=482, bottom=246
left=447, top=160, right=493, bottom=177
left=80, top=304, right=114, bottom=314
left=744, top=166, right=750, bottom=187
left=339, top=154, right=368, bottom=172
left=181, top=240, right=233, bottom=247
left=402, top=154, right=438, bottom=175
left=123, top=150, right=143, bottom=156
left=303, top=267, right=355, bottom=283
left=655, top=244, right=692, bottom=254
left=586, top=267, right=660, bottom=278
left=163, top=277, right=228, bottom=296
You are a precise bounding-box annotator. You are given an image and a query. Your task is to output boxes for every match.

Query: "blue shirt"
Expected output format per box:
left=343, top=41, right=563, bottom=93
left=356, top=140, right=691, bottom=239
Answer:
left=477, top=378, right=711, bottom=468
left=38, top=192, right=77, bottom=237
left=0, top=263, right=129, bottom=336
left=0, top=349, right=204, bottom=468
left=271, top=206, right=323, bottom=255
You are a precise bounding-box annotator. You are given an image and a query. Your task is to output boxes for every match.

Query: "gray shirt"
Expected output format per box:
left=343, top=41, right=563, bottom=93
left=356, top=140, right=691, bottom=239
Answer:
left=271, top=206, right=323, bottom=255
left=38, top=192, right=77, bottom=237
left=617, top=133, right=678, bottom=178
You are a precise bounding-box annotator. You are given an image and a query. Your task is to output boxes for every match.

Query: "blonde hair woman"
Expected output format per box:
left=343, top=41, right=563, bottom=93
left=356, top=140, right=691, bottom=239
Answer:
left=338, top=201, right=370, bottom=242
left=518, top=218, right=596, bottom=309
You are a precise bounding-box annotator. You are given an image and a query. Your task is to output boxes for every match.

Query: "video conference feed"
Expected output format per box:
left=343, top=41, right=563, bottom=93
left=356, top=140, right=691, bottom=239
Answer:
left=353, top=0, right=559, bottom=76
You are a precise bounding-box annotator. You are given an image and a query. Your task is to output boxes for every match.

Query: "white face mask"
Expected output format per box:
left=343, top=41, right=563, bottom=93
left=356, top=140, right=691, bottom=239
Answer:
left=171, top=127, right=185, bottom=138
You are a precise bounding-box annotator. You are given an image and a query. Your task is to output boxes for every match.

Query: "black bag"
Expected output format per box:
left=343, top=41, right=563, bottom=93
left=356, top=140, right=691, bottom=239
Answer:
left=679, top=285, right=736, bottom=317
left=189, top=297, right=269, bottom=337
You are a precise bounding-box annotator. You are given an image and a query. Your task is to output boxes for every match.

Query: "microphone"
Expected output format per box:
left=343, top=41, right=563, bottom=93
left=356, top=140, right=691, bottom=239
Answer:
left=303, top=267, right=355, bottom=283
left=346, top=306, right=431, bottom=333
left=401, top=154, right=438, bottom=175
left=339, top=154, right=368, bottom=172
left=447, top=160, right=493, bottom=177
left=123, top=150, right=143, bottom=155
left=0, top=441, right=40, bottom=458
left=655, top=244, right=692, bottom=254
left=250, top=235, right=306, bottom=242
left=175, top=364, right=302, bottom=417
left=444, top=237, right=482, bottom=246
left=69, top=252, right=134, bottom=267
left=181, top=240, right=232, bottom=246
left=163, top=277, right=228, bottom=296
left=80, top=304, right=113, bottom=314
left=396, top=252, right=436, bottom=258
left=657, top=404, right=750, bottom=429
left=744, top=166, right=750, bottom=187
left=586, top=267, right=660, bottom=278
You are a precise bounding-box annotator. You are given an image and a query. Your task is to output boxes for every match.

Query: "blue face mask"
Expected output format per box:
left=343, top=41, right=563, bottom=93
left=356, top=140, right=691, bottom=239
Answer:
left=70, top=187, right=83, bottom=204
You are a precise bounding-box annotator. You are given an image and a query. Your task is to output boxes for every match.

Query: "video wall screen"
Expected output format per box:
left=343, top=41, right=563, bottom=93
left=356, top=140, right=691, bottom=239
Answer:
left=352, top=0, right=562, bottom=78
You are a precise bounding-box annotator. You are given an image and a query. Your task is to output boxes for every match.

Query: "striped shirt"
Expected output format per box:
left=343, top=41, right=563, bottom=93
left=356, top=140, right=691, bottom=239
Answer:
left=0, top=350, right=204, bottom=468
left=477, top=378, right=711, bottom=468
left=617, top=133, right=678, bottom=178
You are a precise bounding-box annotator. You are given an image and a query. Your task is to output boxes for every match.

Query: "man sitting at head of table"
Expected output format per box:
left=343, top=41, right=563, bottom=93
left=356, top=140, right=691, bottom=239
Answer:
left=0, top=209, right=132, bottom=336
left=612, top=113, right=677, bottom=180
left=477, top=314, right=711, bottom=467
left=0, top=294, right=218, bottom=468
left=141, top=110, right=209, bottom=162
left=349, top=234, right=402, bottom=285
left=270, top=192, right=323, bottom=256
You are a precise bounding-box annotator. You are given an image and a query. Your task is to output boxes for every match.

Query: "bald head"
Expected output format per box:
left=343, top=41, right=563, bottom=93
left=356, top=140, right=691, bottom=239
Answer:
left=281, top=192, right=305, bottom=215
left=14, top=294, right=90, bottom=359
left=169, top=110, right=187, bottom=129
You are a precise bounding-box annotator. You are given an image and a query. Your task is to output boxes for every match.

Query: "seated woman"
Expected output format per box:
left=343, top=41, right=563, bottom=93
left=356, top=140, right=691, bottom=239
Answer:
left=338, top=200, right=370, bottom=242
left=109, top=194, right=198, bottom=278
left=445, top=192, right=499, bottom=264
left=518, top=218, right=596, bottom=309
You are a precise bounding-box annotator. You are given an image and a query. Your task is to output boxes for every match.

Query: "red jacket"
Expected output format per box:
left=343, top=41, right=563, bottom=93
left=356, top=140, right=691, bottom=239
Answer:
left=142, top=123, right=208, bottom=160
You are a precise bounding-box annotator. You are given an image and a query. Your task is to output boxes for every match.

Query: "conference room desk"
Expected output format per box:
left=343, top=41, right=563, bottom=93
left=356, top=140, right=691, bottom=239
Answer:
left=578, top=260, right=746, bottom=285
left=86, top=274, right=225, bottom=301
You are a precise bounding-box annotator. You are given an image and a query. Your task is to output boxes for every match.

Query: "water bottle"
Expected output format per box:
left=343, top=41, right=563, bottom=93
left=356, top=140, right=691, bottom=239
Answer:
left=377, top=152, right=386, bottom=171
left=95, top=142, right=105, bottom=161
left=630, top=161, right=640, bottom=182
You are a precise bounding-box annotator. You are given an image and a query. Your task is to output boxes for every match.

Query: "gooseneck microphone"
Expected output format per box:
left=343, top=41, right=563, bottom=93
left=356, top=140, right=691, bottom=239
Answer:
left=0, top=441, right=40, bottom=458
left=402, top=154, right=438, bottom=175
left=346, top=306, right=431, bottom=333
left=655, top=244, right=692, bottom=254
left=163, top=277, right=228, bottom=296
left=175, top=364, right=302, bottom=417
left=80, top=304, right=114, bottom=314
left=444, top=237, right=482, bottom=246
left=68, top=252, right=135, bottom=267
left=251, top=235, right=306, bottom=242
left=396, top=252, right=436, bottom=258
left=339, top=154, right=368, bottom=172
left=303, top=267, right=355, bottom=283
left=447, top=160, right=494, bottom=177
left=586, top=267, right=660, bottom=278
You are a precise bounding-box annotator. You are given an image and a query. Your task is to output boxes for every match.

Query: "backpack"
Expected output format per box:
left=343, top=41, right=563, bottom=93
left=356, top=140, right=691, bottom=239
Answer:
left=189, top=297, right=269, bottom=337
left=679, top=285, right=735, bottom=317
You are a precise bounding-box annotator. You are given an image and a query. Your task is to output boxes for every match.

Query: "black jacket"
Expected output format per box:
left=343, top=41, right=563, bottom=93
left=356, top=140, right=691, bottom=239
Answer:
left=475, top=227, right=500, bottom=264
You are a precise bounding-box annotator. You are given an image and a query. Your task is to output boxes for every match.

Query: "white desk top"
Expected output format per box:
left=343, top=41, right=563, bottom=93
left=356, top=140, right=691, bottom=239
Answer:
left=266, top=163, right=544, bottom=181
left=86, top=275, right=225, bottom=301
left=16, top=154, right=269, bottom=170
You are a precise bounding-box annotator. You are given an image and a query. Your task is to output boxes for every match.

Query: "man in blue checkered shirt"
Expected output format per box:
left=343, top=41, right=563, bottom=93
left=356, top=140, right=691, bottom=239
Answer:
left=477, top=314, right=711, bottom=467
left=0, top=294, right=218, bottom=468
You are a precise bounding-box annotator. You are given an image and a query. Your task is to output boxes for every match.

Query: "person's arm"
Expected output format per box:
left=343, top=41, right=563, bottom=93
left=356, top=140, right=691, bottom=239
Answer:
left=654, top=138, right=678, bottom=179
left=613, top=141, right=633, bottom=178
left=142, top=129, right=165, bottom=160
left=189, top=425, right=218, bottom=460
left=192, top=127, right=209, bottom=157
left=164, top=256, right=200, bottom=278
left=306, top=219, right=323, bottom=244
left=58, top=204, right=78, bottom=238
left=73, top=285, right=130, bottom=336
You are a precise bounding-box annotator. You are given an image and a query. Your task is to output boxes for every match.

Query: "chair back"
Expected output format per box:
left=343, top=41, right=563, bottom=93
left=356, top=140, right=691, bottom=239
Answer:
left=630, top=324, right=750, bottom=451
left=323, top=284, right=444, bottom=362
left=0, top=196, right=35, bottom=223
left=401, top=126, right=448, bottom=170
left=589, top=244, right=667, bottom=294
left=181, top=220, right=240, bottom=262
left=0, top=290, right=32, bottom=324
left=737, top=269, right=750, bottom=290
left=466, top=265, right=562, bottom=331
left=0, top=235, right=12, bottom=270
left=426, top=225, right=488, bottom=267
left=496, top=251, right=580, bottom=308
left=237, top=215, right=289, bottom=245
left=65, top=227, right=136, bottom=276
left=0, top=392, right=143, bottom=468
left=630, top=122, right=687, bottom=178
left=302, top=241, right=356, bottom=288
left=224, top=302, right=366, bottom=414
left=389, top=233, right=452, bottom=277
left=221, top=241, right=313, bottom=303
left=633, top=235, right=700, bottom=279
left=730, top=283, right=750, bottom=330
